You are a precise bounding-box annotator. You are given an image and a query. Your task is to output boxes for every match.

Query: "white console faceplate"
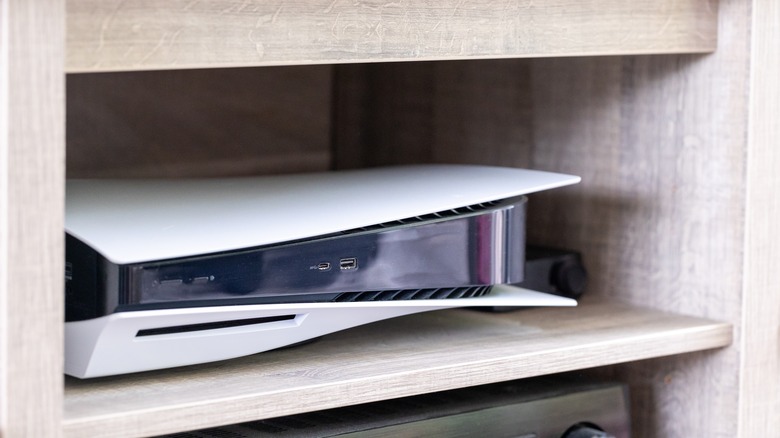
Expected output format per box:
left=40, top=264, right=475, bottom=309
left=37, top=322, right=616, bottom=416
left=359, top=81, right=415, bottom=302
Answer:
left=65, top=285, right=576, bottom=378
left=66, top=165, right=580, bottom=264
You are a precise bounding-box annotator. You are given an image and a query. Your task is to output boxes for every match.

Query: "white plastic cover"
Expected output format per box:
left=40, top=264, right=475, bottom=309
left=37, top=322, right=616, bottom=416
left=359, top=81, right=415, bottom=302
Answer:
left=65, top=285, right=576, bottom=378
left=66, top=165, right=580, bottom=264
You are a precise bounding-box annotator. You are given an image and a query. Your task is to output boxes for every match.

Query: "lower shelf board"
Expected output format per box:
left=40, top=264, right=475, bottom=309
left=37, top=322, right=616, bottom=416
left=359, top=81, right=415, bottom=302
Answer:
left=63, top=300, right=732, bottom=438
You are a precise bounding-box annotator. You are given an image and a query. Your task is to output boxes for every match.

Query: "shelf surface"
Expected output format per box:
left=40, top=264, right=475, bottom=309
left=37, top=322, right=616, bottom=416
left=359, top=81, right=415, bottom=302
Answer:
left=67, top=0, right=717, bottom=72
left=63, top=300, right=731, bottom=437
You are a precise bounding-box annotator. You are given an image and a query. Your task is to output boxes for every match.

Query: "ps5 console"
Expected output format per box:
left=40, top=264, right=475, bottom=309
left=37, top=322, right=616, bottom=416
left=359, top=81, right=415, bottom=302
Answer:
left=65, top=165, right=580, bottom=378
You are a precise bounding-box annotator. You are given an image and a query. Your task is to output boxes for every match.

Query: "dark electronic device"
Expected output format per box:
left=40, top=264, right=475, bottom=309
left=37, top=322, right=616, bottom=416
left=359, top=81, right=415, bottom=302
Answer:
left=65, top=165, right=580, bottom=378
left=519, top=245, right=588, bottom=300
left=159, top=376, right=630, bottom=438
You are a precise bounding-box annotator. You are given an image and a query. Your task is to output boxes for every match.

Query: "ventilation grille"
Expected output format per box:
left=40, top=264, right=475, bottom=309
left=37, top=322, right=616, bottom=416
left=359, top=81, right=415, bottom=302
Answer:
left=333, top=285, right=491, bottom=302
left=340, top=200, right=502, bottom=235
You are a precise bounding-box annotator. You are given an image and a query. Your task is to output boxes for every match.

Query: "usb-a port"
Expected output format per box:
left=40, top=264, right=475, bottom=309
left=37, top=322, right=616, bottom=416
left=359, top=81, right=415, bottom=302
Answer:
left=339, top=257, right=358, bottom=270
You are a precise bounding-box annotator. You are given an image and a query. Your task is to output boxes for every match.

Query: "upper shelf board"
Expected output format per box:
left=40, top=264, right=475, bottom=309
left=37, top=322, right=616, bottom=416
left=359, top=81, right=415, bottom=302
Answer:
left=63, top=300, right=731, bottom=438
left=67, top=0, right=718, bottom=72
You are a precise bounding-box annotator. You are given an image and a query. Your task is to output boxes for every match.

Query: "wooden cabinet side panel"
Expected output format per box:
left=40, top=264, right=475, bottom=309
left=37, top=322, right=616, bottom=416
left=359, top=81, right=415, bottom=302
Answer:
left=526, top=0, right=751, bottom=434
left=739, top=0, right=780, bottom=432
left=0, top=0, right=65, bottom=436
left=528, top=52, right=748, bottom=317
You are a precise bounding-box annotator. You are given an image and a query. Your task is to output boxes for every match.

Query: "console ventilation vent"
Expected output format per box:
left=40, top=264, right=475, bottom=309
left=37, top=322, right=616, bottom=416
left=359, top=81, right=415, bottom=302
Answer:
left=333, top=285, right=491, bottom=302
left=340, top=200, right=502, bottom=235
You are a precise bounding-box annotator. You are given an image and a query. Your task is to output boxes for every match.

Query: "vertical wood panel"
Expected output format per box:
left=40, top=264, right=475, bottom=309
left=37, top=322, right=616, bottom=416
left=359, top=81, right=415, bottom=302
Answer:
left=0, top=0, right=65, bottom=436
left=739, top=0, right=780, bottom=432
left=429, top=60, right=533, bottom=167
left=332, top=60, right=533, bottom=170
left=331, top=64, right=373, bottom=170
left=333, top=63, right=436, bottom=168
left=528, top=52, right=748, bottom=315
left=67, top=66, right=333, bottom=178
left=524, top=56, right=624, bottom=253
left=527, top=0, right=750, bottom=434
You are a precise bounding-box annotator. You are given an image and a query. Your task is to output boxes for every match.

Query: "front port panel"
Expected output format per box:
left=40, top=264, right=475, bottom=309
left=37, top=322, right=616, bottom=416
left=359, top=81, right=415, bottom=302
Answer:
left=66, top=196, right=526, bottom=320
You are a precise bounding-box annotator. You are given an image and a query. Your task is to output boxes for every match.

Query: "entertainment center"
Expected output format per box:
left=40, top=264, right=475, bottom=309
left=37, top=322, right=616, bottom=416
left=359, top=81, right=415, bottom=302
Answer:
left=2, top=1, right=777, bottom=436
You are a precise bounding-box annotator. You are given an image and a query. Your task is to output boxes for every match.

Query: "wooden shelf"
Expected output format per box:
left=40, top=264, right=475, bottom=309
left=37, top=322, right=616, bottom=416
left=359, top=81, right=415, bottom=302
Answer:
left=66, top=0, right=717, bottom=72
left=63, top=300, right=731, bottom=437
left=7, top=0, right=780, bottom=435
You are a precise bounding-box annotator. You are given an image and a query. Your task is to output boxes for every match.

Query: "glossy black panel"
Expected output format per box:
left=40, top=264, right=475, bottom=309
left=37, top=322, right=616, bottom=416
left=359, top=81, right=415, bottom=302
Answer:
left=128, top=197, right=526, bottom=306
left=65, top=233, right=101, bottom=321
left=66, top=196, right=526, bottom=320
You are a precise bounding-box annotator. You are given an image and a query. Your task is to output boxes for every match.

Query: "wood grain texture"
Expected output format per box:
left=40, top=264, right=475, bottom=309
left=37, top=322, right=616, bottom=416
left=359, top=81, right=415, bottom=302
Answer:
left=332, top=1, right=752, bottom=434
left=0, top=0, right=769, bottom=436
left=526, top=0, right=751, bottom=435
left=62, top=301, right=731, bottom=438
left=739, top=0, right=780, bottom=433
left=527, top=52, right=749, bottom=317
left=0, top=0, right=65, bottom=436
left=334, top=62, right=437, bottom=167
left=66, top=0, right=718, bottom=72
left=67, top=66, right=332, bottom=178
left=333, top=59, right=533, bottom=170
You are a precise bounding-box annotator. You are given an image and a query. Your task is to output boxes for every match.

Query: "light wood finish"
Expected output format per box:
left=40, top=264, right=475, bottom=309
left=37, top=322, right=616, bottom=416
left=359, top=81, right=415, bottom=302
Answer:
left=739, top=0, right=780, bottom=433
left=0, top=0, right=65, bottom=437
left=67, top=66, right=333, bottom=178
left=329, top=1, right=755, bottom=434
left=525, top=1, right=751, bottom=434
left=527, top=54, right=747, bottom=437
left=3, top=0, right=779, bottom=436
left=63, top=301, right=730, bottom=438
left=66, top=0, right=718, bottom=72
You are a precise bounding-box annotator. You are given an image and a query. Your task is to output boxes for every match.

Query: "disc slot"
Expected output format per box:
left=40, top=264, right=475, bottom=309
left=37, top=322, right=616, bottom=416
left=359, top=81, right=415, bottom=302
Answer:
left=135, top=314, right=296, bottom=337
